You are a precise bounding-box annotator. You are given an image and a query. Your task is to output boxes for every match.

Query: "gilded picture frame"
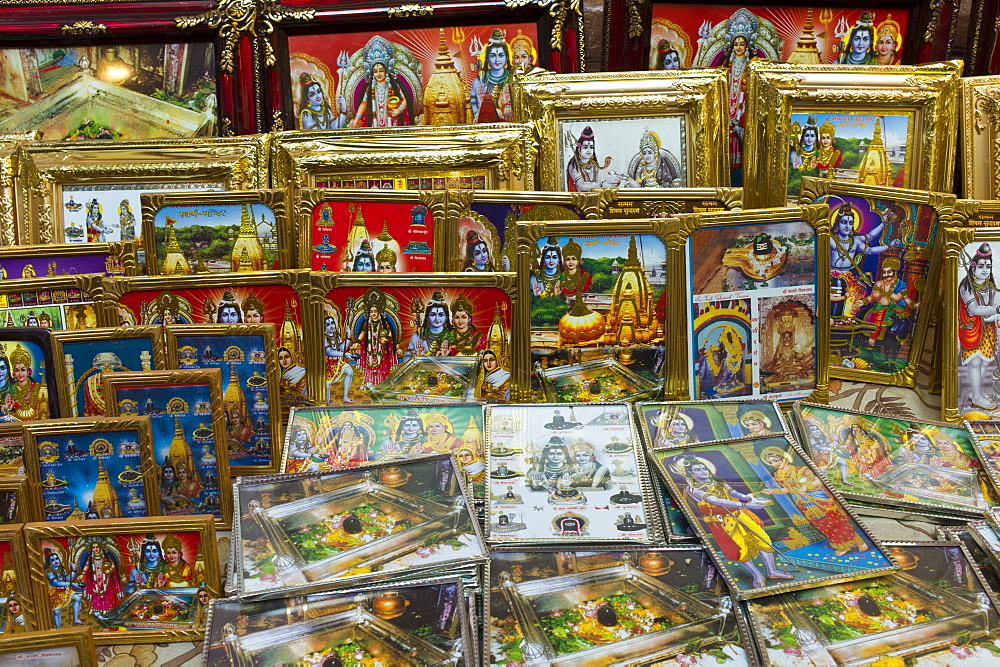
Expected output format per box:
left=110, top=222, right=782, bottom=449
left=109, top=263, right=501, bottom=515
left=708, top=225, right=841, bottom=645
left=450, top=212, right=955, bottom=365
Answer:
left=953, top=200, right=1000, bottom=227
left=0, top=241, right=137, bottom=278
left=0, top=523, right=35, bottom=634
left=24, top=515, right=219, bottom=644
left=961, top=75, right=1000, bottom=200
left=801, top=178, right=954, bottom=387
left=0, top=627, right=96, bottom=665
left=293, top=188, right=447, bottom=272
left=0, top=476, right=31, bottom=523
left=744, top=60, right=962, bottom=208
left=445, top=189, right=600, bottom=273
left=671, top=204, right=830, bottom=403
left=308, top=272, right=521, bottom=405
left=270, top=124, right=536, bottom=191
left=0, top=326, right=62, bottom=423
left=140, top=189, right=288, bottom=276
left=0, top=274, right=102, bottom=332
left=596, top=187, right=743, bottom=218
left=17, top=135, right=270, bottom=246
left=101, top=369, right=233, bottom=530
left=50, top=326, right=167, bottom=418
left=165, top=323, right=283, bottom=476
left=21, top=417, right=158, bottom=523
left=512, top=69, right=729, bottom=191
left=0, top=422, right=24, bottom=477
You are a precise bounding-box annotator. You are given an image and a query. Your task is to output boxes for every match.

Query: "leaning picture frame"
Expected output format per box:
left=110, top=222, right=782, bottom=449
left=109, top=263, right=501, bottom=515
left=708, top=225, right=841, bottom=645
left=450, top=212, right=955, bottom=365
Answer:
left=0, top=274, right=102, bottom=332
left=0, top=327, right=61, bottom=423
left=270, top=124, right=536, bottom=190
left=24, top=515, right=219, bottom=643
left=17, top=135, right=269, bottom=246
left=961, top=75, right=1000, bottom=199
left=596, top=187, right=743, bottom=218
left=744, top=60, right=962, bottom=208
left=0, top=241, right=137, bottom=279
left=513, top=69, right=729, bottom=191
left=0, top=627, right=97, bottom=665
left=0, top=523, right=35, bottom=633
left=671, top=204, right=830, bottom=403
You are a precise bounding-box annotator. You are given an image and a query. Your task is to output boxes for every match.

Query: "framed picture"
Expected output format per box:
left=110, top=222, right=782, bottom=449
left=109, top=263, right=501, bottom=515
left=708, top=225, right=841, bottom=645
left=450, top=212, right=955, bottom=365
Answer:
left=0, top=274, right=102, bottom=332
left=489, top=547, right=743, bottom=665
left=637, top=400, right=789, bottom=450
left=0, top=423, right=24, bottom=476
left=966, top=420, right=1000, bottom=495
left=485, top=403, right=663, bottom=546
left=0, top=327, right=60, bottom=423
left=310, top=273, right=519, bottom=405
left=21, top=417, right=157, bottom=522
left=165, top=324, right=282, bottom=476
left=0, top=241, right=136, bottom=279
left=446, top=189, right=600, bottom=273
left=101, top=369, right=233, bottom=529
left=24, top=515, right=219, bottom=643
left=0, top=627, right=96, bottom=665
left=745, top=541, right=1000, bottom=665
left=513, top=69, right=729, bottom=191
left=271, top=124, right=536, bottom=190
left=233, top=456, right=484, bottom=597
left=796, top=403, right=989, bottom=516
left=97, top=270, right=313, bottom=410
left=597, top=187, right=743, bottom=218
left=0, top=476, right=30, bottom=523
left=17, top=135, right=269, bottom=246
left=268, top=2, right=583, bottom=133
left=804, top=179, right=954, bottom=387
left=50, top=326, right=166, bottom=418
left=515, top=220, right=670, bottom=403
left=293, top=188, right=447, bottom=271
left=961, top=75, right=1000, bottom=199
left=744, top=60, right=961, bottom=208
left=140, top=189, right=288, bottom=276
left=674, top=205, right=829, bottom=402
left=0, top=524, right=34, bottom=634
left=650, top=434, right=896, bottom=599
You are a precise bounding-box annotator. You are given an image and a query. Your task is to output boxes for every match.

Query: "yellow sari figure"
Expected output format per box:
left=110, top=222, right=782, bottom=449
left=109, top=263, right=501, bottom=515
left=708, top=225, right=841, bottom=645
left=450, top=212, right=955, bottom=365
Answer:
left=8, top=344, right=48, bottom=421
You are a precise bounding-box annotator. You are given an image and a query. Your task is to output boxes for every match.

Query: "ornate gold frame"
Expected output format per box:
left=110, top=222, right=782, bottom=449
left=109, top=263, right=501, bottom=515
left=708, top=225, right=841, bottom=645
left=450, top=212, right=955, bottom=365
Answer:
left=50, top=326, right=167, bottom=418
left=0, top=627, right=96, bottom=665
left=0, top=523, right=35, bottom=632
left=670, top=204, right=830, bottom=403
left=0, top=422, right=24, bottom=477
left=0, top=241, right=138, bottom=278
left=140, top=189, right=288, bottom=276
left=801, top=178, right=955, bottom=388
left=101, top=370, right=233, bottom=529
left=0, top=476, right=32, bottom=523
left=270, top=124, right=536, bottom=190
left=17, top=135, right=270, bottom=245
left=744, top=60, right=963, bottom=208
left=961, top=75, right=1000, bottom=199
left=0, top=274, right=103, bottom=332
left=953, top=199, right=1000, bottom=227
left=512, top=69, right=729, bottom=191
left=21, top=417, right=158, bottom=524
left=164, top=323, right=282, bottom=476
left=596, top=187, right=743, bottom=218
left=292, top=188, right=448, bottom=270
left=24, top=515, right=219, bottom=644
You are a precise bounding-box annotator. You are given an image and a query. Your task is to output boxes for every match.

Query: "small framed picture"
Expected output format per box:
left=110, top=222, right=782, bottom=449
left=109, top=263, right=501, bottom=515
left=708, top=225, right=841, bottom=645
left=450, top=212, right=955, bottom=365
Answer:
left=0, top=627, right=97, bottom=665
left=0, top=327, right=61, bottom=422
left=637, top=400, right=789, bottom=450
left=0, top=275, right=101, bottom=333
left=21, top=417, right=157, bottom=523
left=0, top=241, right=137, bottom=279
left=24, top=515, right=219, bottom=643
left=597, top=187, right=743, bottom=218
left=50, top=327, right=166, bottom=418
left=0, top=476, right=30, bottom=523
left=102, top=370, right=232, bottom=529
left=966, top=420, right=1000, bottom=494
left=0, top=423, right=24, bottom=476
left=0, top=523, right=35, bottom=633
left=166, top=324, right=282, bottom=476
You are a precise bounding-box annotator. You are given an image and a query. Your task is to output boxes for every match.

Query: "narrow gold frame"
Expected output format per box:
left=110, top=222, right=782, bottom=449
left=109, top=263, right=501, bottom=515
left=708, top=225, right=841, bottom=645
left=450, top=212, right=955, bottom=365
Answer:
left=961, top=75, right=1000, bottom=199
left=101, top=370, right=233, bottom=529
left=17, top=135, right=270, bottom=245
left=0, top=422, right=24, bottom=477
left=596, top=187, right=743, bottom=218
left=0, top=274, right=103, bottom=331
left=744, top=60, right=962, bottom=208
left=50, top=326, right=167, bottom=418
left=24, top=515, right=219, bottom=644
left=953, top=199, right=1000, bottom=227
left=512, top=69, right=729, bottom=191
left=21, top=417, right=158, bottom=523
left=0, top=523, right=36, bottom=632
left=293, top=188, right=447, bottom=271
left=270, top=124, right=536, bottom=190
left=670, top=204, right=830, bottom=403
left=165, top=323, right=283, bottom=476
left=0, top=475, right=32, bottom=523
left=0, top=627, right=96, bottom=665
left=0, top=241, right=138, bottom=278
left=801, top=178, right=955, bottom=387
left=140, top=189, right=289, bottom=276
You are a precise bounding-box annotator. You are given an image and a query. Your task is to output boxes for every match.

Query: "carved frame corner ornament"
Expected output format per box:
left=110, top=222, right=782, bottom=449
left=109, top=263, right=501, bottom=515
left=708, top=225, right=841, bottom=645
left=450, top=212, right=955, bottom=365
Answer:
left=387, top=4, right=434, bottom=19
left=60, top=21, right=107, bottom=36
left=504, top=0, right=580, bottom=52
left=625, top=0, right=645, bottom=40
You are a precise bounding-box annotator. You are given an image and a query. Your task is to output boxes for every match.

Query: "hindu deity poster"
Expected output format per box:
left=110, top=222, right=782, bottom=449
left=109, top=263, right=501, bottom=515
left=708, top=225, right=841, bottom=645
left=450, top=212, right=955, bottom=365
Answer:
left=0, top=43, right=218, bottom=140
left=648, top=7, right=909, bottom=182
left=0, top=527, right=30, bottom=633
left=0, top=281, right=98, bottom=331
left=485, top=404, right=661, bottom=545
left=234, top=456, right=484, bottom=597
left=687, top=220, right=818, bottom=400
left=559, top=118, right=686, bottom=192
left=306, top=199, right=435, bottom=272
left=653, top=435, right=895, bottom=598
left=0, top=328, right=59, bottom=422
left=318, top=284, right=513, bottom=405
left=529, top=234, right=666, bottom=403
left=655, top=479, right=697, bottom=542
left=639, top=400, right=786, bottom=450
left=54, top=332, right=161, bottom=417
left=816, top=193, right=938, bottom=378
left=745, top=542, right=1000, bottom=665
left=967, top=421, right=1000, bottom=495
left=489, top=548, right=746, bottom=665
left=953, top=242, right=1000, bottom=419
left=288, top=25, right=538, bottom=129
left=797, top=404, right=989, bottom=516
